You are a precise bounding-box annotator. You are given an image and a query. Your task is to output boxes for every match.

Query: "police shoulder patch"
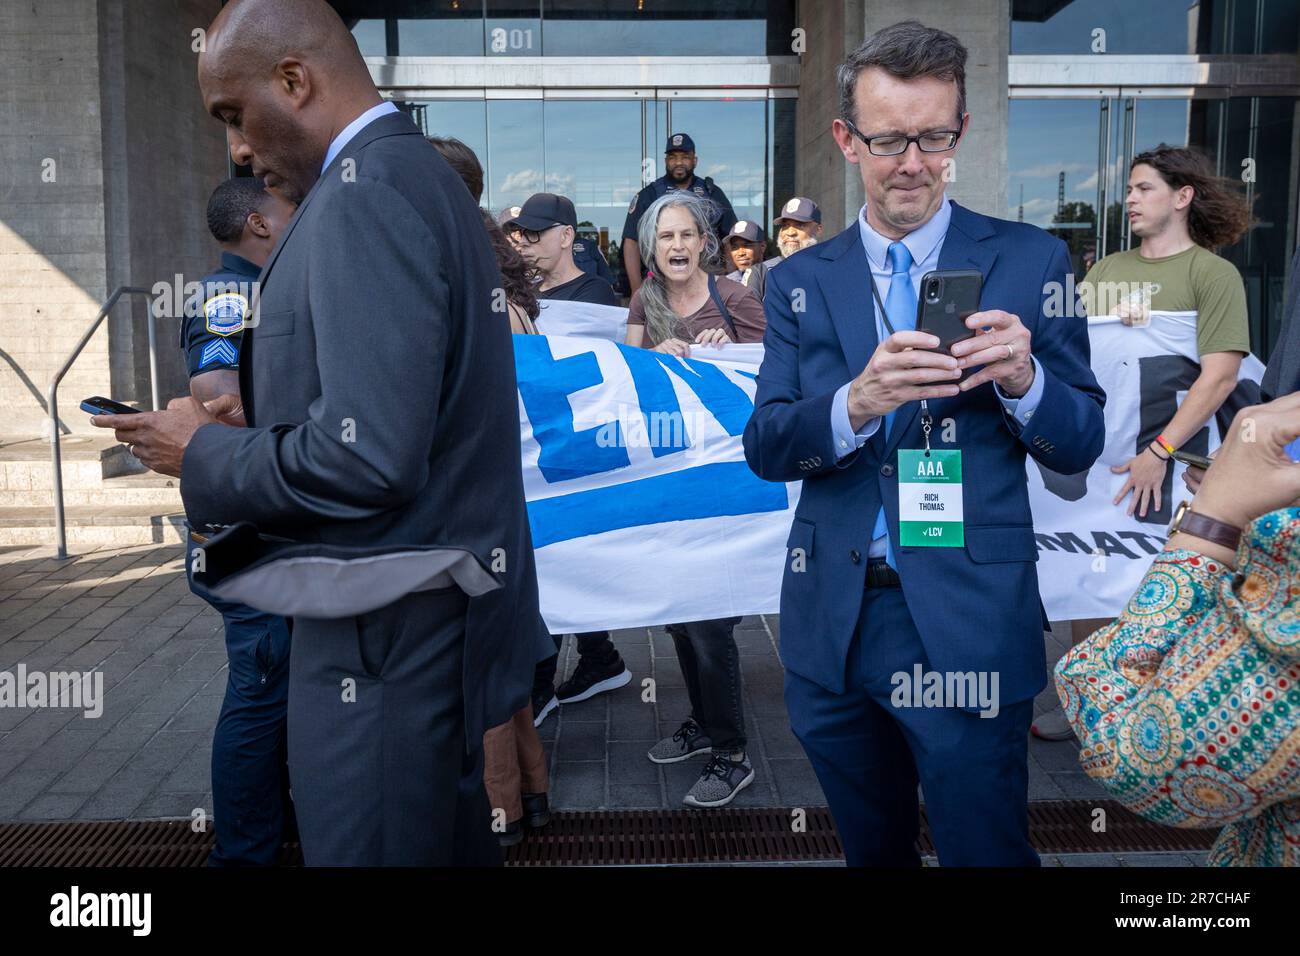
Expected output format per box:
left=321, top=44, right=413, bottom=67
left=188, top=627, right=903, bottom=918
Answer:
left=204, top=293, right=248, bottom=337
left=628, top=197, right=638, bottom=215
left=199, top=337, right=239, bottom=369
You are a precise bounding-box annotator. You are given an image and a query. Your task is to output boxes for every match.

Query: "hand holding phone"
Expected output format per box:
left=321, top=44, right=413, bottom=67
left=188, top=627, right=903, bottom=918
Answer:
left=80, top=396, right=140, bottom=416
left=915, top=270, right=982, bottom=356
left=1171, top=448, right=1214, bottom=471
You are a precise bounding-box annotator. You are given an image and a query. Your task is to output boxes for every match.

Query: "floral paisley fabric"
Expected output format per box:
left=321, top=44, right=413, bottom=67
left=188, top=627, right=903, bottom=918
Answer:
left=1055, top=507, right=1300, bottom=866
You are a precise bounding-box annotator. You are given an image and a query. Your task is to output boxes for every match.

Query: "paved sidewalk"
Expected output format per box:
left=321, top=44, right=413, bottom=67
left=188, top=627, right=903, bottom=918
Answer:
left=1, top=541, right=1109, bottom=826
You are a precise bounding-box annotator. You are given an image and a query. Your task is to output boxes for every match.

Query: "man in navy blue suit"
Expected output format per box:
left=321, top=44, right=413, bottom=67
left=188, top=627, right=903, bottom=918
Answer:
left=743, top=20, right=1106, bottom=866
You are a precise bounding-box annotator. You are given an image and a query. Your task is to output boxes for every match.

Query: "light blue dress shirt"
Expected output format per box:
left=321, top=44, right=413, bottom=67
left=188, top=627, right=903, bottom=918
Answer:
left=321, top=101, right=400, bottom=175
left=829, top=200, right=1044, bottom=557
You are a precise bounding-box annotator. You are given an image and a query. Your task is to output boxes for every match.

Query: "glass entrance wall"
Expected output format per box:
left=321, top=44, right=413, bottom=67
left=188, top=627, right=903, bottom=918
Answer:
left=1010, top=90, right=1299, bottom=358
left=1012, top=0, right=1299, bottom=55
left=396, top=94, right=790, bottom=284
left=332, top=0, right=798, bottom=57
left=1010, top=1, right=1299, bottom=360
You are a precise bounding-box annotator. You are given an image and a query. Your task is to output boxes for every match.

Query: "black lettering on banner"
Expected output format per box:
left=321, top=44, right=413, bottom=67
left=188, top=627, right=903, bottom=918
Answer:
left=1135, top=354, right=1261, bottom=526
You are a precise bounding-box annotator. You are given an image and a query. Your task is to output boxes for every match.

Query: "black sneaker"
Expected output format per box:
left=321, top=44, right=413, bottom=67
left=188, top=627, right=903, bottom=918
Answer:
left=532, top=688, right=559, bottom=728
left=522, top=792, right=550, bottom=829
left=556, top=651, right=632, bottom=704
left=683, top=751, right=755, bottom=808
left=497, top=819, right=523, bottom=848
left=646, top=717, right=712, bottom=764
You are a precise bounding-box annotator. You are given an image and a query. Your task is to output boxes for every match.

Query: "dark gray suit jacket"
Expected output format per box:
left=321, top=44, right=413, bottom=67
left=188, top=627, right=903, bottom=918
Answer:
left=181, top=110, right=541, bottom=733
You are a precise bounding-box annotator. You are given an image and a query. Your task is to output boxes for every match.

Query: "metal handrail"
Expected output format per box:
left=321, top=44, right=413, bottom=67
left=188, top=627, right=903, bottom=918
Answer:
left=48, top=286, right=157, bottom=559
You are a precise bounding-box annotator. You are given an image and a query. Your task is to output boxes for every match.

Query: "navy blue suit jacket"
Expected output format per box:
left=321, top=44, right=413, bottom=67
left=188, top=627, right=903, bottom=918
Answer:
left=743, top=201, right=1106, bottom=705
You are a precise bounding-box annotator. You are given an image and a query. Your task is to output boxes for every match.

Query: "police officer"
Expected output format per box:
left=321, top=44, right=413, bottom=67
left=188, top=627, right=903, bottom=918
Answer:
left=723, top=219, right=771, bottom=300
left=502, top=203, right=615, bottom=290
left=183, top=177, right=297, bottom=866
left=621, top=132, right=738, bottom=296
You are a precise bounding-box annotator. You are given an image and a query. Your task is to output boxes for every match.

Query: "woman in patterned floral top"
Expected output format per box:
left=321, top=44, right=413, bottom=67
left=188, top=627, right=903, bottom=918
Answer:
left=1057, top=394, right=1300, bottom=865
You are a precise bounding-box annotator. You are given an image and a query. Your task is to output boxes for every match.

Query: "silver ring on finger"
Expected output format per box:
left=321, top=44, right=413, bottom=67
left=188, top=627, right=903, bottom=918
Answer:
left=1005, top=343, right=1014, bottom=361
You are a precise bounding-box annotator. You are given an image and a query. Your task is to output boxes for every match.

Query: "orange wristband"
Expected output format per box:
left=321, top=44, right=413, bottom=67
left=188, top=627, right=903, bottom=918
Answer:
left=1155, top=434, right=1176, bottom=455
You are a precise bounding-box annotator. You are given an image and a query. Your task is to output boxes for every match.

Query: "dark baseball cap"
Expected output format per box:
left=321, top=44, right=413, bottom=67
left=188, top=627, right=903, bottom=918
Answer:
left=774, top=196, right=822, bottom=225
left=665, top=132, right=696, bottom=154
left=504, top=193, right=577, bottom=231
left=724, top=219, right=766, bottom=244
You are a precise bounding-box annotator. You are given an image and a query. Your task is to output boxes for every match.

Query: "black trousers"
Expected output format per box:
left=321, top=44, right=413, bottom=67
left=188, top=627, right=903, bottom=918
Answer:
left=533, top=631, right=616, bottom=691
left=665, top=617, right=746, bottom=753
left=287, top=587, right=501, bottom=866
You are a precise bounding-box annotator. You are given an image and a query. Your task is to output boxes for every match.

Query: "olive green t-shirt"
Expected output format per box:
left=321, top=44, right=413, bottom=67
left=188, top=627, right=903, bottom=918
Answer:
left=1081, top=244, right=1249, bottom=357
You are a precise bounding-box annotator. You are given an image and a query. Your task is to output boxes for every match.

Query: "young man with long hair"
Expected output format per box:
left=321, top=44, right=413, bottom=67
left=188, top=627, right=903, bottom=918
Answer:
left=1035, top=144, right=1255, bottom=741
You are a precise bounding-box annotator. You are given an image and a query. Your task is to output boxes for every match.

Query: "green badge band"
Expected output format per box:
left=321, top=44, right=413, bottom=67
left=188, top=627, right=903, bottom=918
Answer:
left=898, top=449, right=964, bottom=547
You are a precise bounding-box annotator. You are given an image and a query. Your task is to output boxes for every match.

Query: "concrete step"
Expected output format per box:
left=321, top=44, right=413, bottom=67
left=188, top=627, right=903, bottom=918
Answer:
left=0, top=506, right=187, bottom=548
left=0, top=473, right=183, bottom=508
left=0, top=435, right=181, bottom=509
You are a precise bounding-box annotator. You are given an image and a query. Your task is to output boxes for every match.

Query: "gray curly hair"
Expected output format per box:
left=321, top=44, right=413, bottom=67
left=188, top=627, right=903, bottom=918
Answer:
left=635, top=191, right=722, bottom=346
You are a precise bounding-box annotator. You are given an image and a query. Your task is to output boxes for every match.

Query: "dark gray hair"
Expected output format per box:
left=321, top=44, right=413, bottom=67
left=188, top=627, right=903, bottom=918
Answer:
left=837, top=20, right=967, bottom=127
left=635, top=191, right=721, bottom=346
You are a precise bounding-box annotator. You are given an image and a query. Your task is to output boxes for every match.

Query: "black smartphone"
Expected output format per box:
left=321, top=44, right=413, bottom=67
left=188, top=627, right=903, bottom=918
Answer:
left=80, top=396, right=140, bottom=416
left=1171, top=448, right=1214, bottom=470
left=915, top=269, right=982, bottom=355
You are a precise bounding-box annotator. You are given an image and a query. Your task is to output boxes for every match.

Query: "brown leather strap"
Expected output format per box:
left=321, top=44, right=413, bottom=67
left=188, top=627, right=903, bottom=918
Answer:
left=1177, top=510, right=1242, bottom=551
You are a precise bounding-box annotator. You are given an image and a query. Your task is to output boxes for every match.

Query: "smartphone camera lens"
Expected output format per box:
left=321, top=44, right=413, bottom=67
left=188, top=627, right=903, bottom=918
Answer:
left=925, top=278, right=941, bottom=303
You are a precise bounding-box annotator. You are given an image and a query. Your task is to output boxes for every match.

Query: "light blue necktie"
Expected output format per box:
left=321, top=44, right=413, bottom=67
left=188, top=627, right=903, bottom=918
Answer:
left=871, top=241, right=917, bottom=569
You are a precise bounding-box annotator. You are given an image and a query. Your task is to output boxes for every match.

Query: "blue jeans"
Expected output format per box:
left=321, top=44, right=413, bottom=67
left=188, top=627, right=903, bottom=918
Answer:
left=186, top=535, right=293, bottom=866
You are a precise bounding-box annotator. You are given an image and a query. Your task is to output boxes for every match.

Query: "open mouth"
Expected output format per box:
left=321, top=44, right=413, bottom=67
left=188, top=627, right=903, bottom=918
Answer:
left=666, top=254, right=691, bottom=272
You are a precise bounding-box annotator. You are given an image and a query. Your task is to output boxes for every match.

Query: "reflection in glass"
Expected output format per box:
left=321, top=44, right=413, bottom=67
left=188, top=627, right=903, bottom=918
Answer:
left=335, top=1, right=485, bottom=55
left=1011, top=0, right=1298, bottom=55
left=486, top=100, right=545, bottom=212
left=401, top=100, right=489, bottom=177
left=542, top=100, right=642, bottom=277
left=332, top=0, right=798, bottom=57
left=1007, top=99, right=1101, bottom=277
left=1206, top=97, right=1298, bottom=356
left=666, top=100, right=769, bottom=236
left=349, top=19, right=387, bottom=55
left=542, top=0, right=782, bottom=56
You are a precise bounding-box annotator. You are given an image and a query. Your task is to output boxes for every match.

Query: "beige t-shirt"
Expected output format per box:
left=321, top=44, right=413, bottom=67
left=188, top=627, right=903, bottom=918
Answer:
left=627, top=275, right=767, bottom=346
left=1081, top=244, right=1249, bottom=356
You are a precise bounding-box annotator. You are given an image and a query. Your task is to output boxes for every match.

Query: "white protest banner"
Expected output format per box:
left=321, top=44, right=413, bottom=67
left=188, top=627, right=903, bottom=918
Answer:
left=533, top=298, right=628, bottom=342
left=515, top=335, right=798, bottom=633
left=1029, top=311, right=1263, bottom=620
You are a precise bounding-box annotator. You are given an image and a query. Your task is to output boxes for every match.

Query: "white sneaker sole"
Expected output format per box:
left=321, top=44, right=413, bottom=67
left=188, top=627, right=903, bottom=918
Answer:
left=556, top=667, right=632, bottom=705
left=533, top=695, right=559, bottom=727
left=646, top=744, right=712, bottom=765
left=683, top=769, right=756, bottom=808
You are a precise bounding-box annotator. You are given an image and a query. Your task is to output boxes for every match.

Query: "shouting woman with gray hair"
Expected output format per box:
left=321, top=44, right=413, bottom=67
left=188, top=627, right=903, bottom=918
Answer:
left=622, top=190, right=767, bottom=808
left=625, top=191, right=767, bottom=355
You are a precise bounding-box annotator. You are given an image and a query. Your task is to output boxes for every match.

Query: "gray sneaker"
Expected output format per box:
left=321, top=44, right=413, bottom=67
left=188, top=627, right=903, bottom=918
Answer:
left=1031, top=704, right=1076, bottom=742
left=684, top=752, right=755, bottom=808
left=647, top=718, right=712, bottom=764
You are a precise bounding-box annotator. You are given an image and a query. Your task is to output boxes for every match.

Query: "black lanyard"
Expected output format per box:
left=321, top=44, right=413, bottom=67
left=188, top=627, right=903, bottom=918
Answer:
left=868, top=268, right=933, bottom=453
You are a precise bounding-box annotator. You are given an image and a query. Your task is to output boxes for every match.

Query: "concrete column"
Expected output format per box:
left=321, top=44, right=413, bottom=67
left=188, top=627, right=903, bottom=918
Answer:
left=794, top=0, right=1009, bottom=236
left=0, top=0, right=224, bottom=438
left=794, top=0, right=866, bottom=235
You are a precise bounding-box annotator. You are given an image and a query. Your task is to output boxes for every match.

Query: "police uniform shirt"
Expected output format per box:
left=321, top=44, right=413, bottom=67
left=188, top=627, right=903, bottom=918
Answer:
left=620, top=174, right=739, bottom=245
left=539, top=272, right=620, bottom=306
left=571, top=238, right=615, bottom=287
left=181, top=252, right=258, bottom=378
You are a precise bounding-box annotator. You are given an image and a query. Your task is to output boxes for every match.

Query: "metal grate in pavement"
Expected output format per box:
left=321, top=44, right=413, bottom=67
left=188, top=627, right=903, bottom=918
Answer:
left=0, top=801, right=1217, bottom=867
